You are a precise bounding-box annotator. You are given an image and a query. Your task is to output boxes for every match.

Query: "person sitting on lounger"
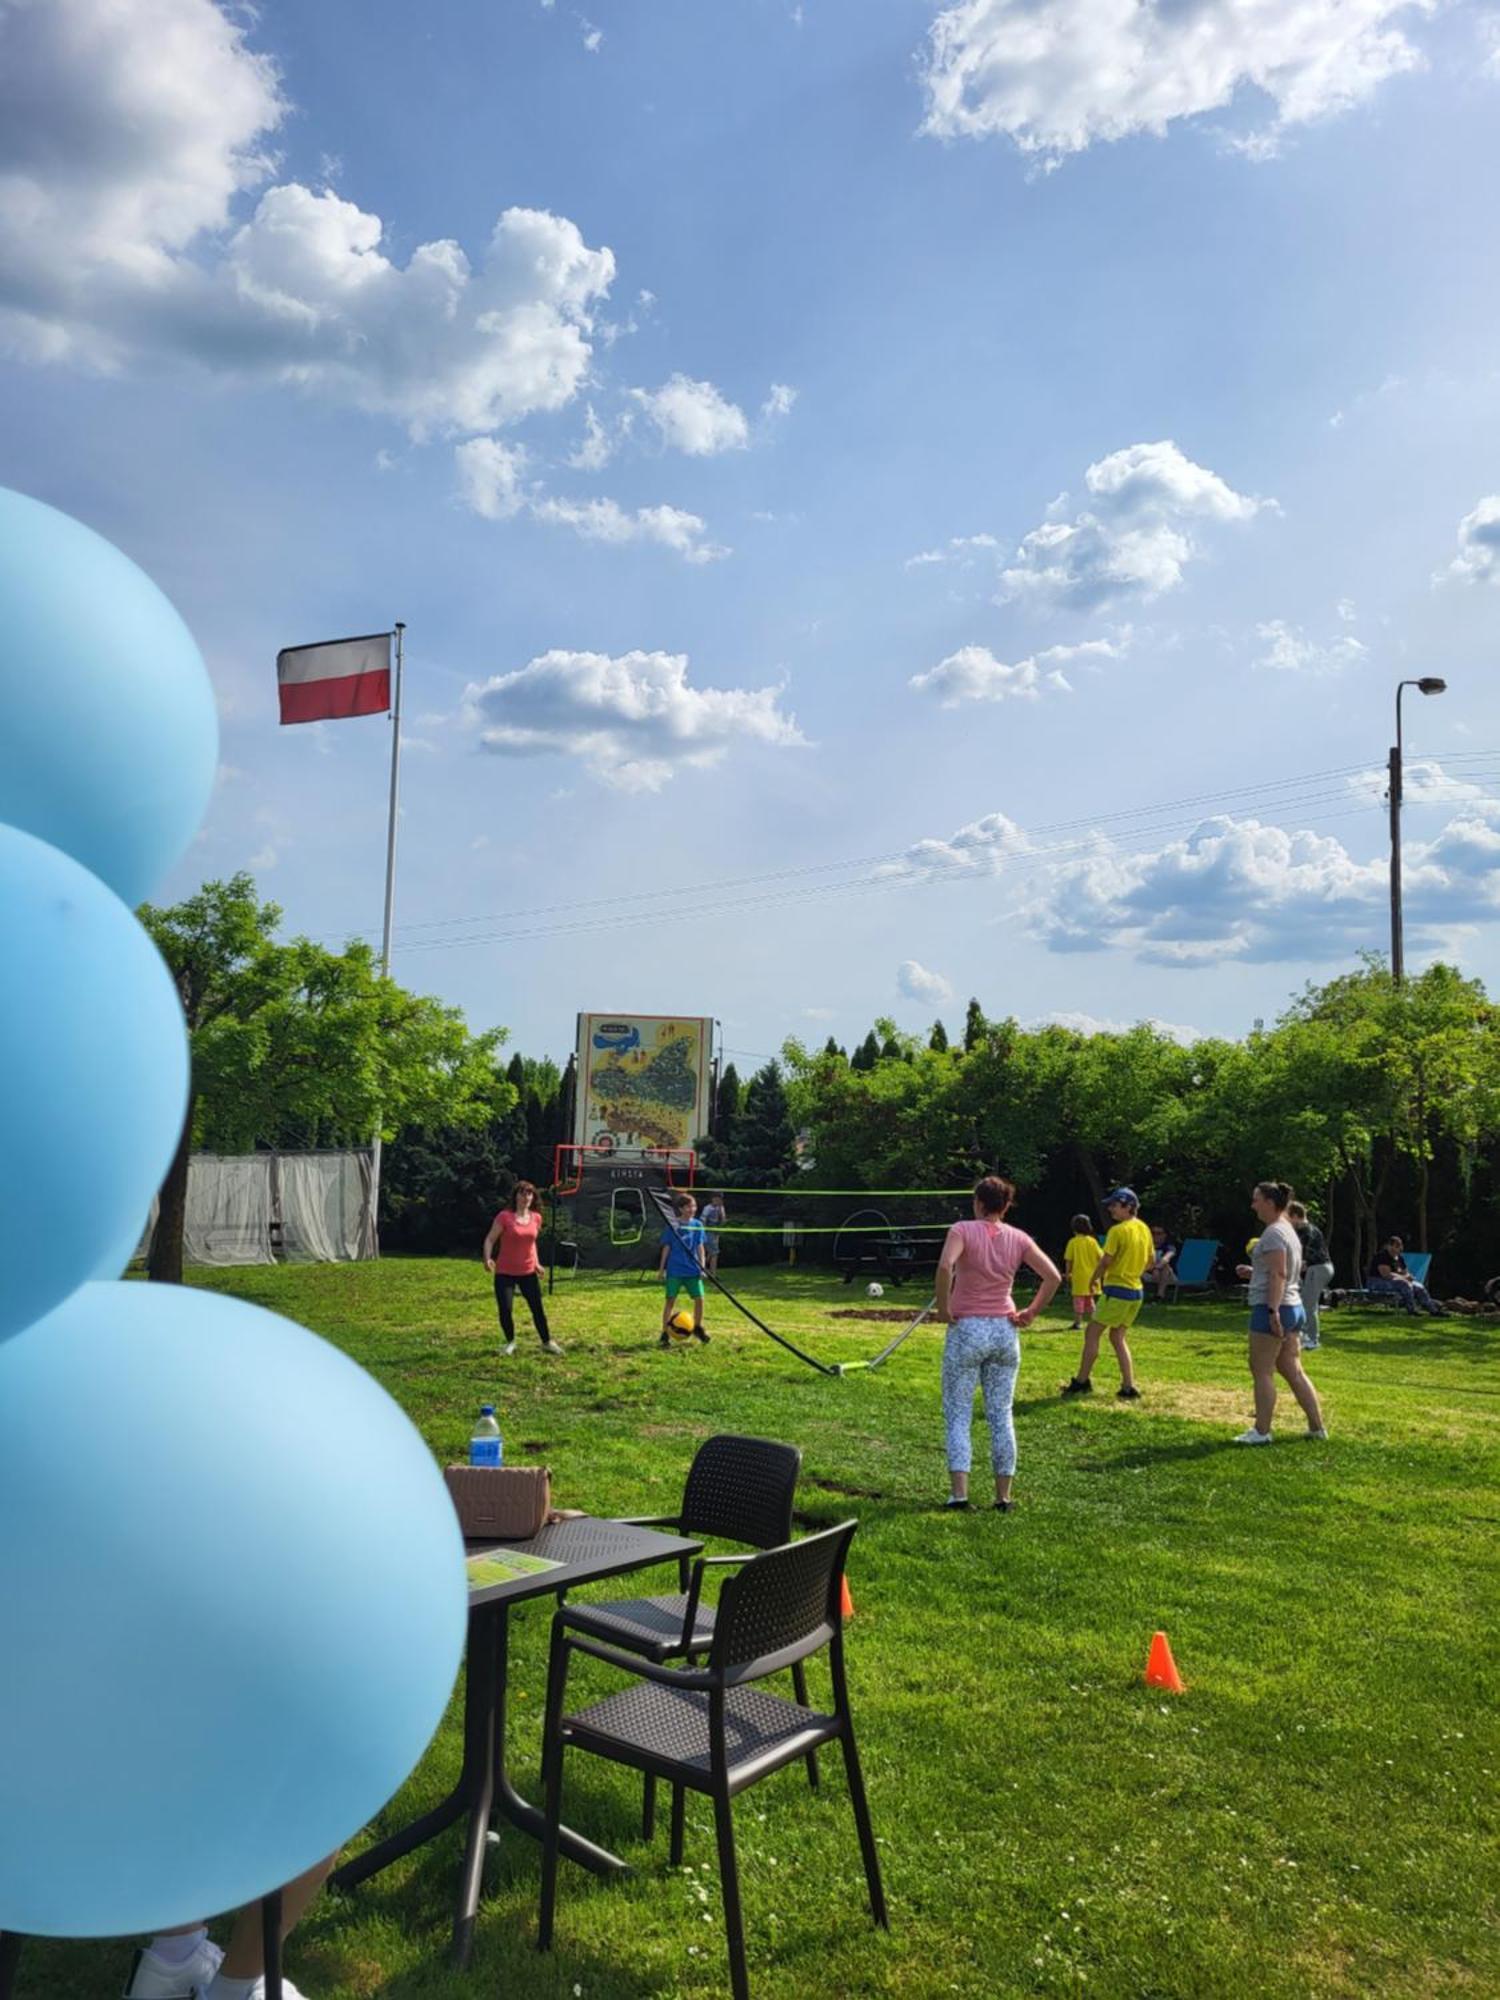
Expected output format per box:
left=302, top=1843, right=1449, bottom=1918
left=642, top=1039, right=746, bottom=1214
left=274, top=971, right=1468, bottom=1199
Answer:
left=1367, top=1236, right=1442, bottom=1317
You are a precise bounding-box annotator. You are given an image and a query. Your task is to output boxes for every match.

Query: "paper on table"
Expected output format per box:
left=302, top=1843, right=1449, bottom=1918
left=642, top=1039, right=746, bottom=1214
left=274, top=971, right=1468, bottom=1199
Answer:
left=466, top=1548, right=565, bottom=1588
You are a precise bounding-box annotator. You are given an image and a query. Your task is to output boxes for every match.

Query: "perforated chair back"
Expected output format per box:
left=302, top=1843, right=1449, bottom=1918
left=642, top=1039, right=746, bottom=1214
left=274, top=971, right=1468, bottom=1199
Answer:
left=677, top=1434, right=801, bottom=1550
left=711, top=1519, right=856, bottom=1678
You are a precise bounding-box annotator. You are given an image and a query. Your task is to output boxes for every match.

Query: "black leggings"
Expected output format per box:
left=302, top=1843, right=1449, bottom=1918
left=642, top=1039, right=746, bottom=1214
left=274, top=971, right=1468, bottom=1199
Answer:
left=495, top=1271, right=551, bottom=1344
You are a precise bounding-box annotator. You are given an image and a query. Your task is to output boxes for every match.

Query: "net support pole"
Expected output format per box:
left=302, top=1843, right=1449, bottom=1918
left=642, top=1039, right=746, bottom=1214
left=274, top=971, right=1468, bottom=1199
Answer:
left=364, top=622, right=404, bottom=1262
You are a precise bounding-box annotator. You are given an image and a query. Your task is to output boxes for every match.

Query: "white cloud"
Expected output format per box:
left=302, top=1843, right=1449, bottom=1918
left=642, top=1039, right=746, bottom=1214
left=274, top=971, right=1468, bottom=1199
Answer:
left=1254, top=619, right=1366, bottom=675
left=567, top=403, right=622, bottom=470
left=761, top=382, right=798, bottom=420
left=897, top=959, right=954, bottom=1004
left=1337, top=597, right=1357, bottom=622
left=581, top=21, right=603, bottom=52
left=911, top=636, right=1118, bottom=706
left=898, top=781, right=1500, bottom=967
left=904, top=532, right=1000, bottom=570
left=1441, top=496, right=1500, bottom=586
left=802, top=1006, right=837, bottom=1021
left=1347, top=760, right=1490, bottom=808
left=455, top=437, right=528, bottom=520
left=1028, top=1011, right=1202, bottom=1045
left=881, top=812, right=1031, bottom=883
left=530, top=494, right=728, bottom=563
left=0, top=0, right=617, bottom=436
left=631, top=373, right=749, bottom=455
left=919, top=0, right=1433, bottom=163
left=463, top=649, right=806, bottom=790
left=1000, top=441, right=1270, bottom=610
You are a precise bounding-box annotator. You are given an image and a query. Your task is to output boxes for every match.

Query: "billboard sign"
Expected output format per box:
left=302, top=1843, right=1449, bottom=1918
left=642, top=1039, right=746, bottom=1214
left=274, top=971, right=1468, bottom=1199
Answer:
left=574, top=1013, right=714, bottom=1155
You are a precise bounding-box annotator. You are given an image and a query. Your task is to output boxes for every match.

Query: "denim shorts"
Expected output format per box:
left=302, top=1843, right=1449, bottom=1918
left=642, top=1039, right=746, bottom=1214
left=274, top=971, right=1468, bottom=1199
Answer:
left=1249, top=1303, right=1306, bottom=1338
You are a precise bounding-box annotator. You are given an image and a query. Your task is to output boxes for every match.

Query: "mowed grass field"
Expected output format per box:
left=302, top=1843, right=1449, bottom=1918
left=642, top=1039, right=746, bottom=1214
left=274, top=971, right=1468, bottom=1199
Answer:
left=24, top=1262, right=1500, bottom=2000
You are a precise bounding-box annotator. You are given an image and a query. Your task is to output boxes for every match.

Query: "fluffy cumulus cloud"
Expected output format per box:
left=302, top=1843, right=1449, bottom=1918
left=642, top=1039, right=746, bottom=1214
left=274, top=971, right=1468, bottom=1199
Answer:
left=1441, top=496, right=1500, bottom=586
left=530, top=495, right=726, bottom=562
left=1254, top=619, right=1366, bottom=675
left=911, top=636, right=1118, bottom=705
left=0, top=0, right=616, bottom=436
left=897, top=764, right=1500, bottom=967
left=1000, top=441, right=1269, bottom=610
left=463, top=649, right=806, bottom=791
left=897, top=959, right=954, bottom=1003
left=630, top=374, right=749, bottom=455
left=919, top=0, right=1433, bottom=163
left=1036, top=804, right=1500, bottom=965
left=453, top=442, right=728, bottom=561
left=880, top=812, right=1031, bottom=882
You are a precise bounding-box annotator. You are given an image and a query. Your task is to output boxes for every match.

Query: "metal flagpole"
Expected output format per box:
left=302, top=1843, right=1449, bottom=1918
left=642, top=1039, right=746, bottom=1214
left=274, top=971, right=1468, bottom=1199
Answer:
left=366, top=622, right=404, bottom=1257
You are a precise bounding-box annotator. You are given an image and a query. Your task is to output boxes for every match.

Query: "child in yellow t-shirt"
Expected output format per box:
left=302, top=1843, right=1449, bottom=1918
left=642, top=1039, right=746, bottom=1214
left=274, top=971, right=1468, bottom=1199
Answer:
left=1063, top=1215, right=1102, bottom=1330
left=1062, top=1186, right=1154, bottom=1400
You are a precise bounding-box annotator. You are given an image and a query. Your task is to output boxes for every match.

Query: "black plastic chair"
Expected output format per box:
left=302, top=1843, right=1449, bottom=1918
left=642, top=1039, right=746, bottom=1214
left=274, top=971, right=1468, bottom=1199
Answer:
left=537, top=1519, right=887, bottom=2000
left=576, top=1434, right=813, bottom=1834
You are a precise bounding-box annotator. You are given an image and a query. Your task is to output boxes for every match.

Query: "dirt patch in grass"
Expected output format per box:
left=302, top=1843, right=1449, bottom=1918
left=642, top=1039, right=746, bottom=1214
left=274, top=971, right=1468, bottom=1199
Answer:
left=828, top=1307, right=925, bottom=1323
left=1150, top=1382, right=1253, bottom=1425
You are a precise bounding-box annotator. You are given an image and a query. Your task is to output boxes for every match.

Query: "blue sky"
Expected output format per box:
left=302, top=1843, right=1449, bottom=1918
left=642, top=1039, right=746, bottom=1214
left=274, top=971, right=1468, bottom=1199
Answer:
left=3, top=0, right=1499, bottom=1066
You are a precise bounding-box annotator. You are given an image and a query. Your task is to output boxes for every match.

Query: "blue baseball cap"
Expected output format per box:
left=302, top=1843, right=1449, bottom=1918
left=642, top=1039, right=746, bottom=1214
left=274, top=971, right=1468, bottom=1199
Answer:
left=1104, top=1186, right=1139, bottom=1207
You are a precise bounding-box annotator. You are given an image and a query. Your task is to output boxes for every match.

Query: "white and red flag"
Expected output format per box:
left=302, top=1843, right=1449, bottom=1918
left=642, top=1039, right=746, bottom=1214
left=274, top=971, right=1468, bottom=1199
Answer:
left=276, top=632, right=392, bottom=725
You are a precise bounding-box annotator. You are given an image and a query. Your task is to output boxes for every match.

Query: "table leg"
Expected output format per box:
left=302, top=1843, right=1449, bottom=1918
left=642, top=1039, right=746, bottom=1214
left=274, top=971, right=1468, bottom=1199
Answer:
left=488, top=1604, right=628, bottom=1879
left=331, top=1606, right=497, bottom=1896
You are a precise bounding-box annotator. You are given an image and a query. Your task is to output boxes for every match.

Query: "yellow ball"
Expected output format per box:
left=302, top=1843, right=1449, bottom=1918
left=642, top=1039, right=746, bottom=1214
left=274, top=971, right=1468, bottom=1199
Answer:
left=669, top=1309, right=696, bottom=1339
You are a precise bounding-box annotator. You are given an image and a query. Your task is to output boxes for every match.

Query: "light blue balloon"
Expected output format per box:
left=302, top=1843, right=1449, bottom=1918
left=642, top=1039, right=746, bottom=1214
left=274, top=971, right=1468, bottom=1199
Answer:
left=0, top=824, right=188, bottom=1340
left=0, top=486, right=218, bottom=905
left=0, top=1282, right=468, bottom=1936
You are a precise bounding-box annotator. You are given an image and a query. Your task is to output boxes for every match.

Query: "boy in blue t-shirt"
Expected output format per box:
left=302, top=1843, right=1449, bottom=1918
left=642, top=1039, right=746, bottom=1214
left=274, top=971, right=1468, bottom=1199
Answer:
left=658, top=1193, right=711, bottom=1347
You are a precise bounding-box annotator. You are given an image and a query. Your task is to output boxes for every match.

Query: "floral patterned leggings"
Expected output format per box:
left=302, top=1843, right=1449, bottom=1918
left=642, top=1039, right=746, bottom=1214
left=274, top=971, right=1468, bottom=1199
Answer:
left=942, top=1315, right=1021, bottom=1476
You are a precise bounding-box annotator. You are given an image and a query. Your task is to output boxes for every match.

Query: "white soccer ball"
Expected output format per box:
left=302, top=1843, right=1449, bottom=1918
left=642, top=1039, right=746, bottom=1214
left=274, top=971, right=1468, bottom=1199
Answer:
left=867, top=1281, right=884, bottom=1299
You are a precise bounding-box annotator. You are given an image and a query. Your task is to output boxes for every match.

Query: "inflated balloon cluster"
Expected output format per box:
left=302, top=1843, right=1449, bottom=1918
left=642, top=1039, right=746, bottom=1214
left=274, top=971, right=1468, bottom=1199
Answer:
left=0, top=488, right=466, bottom=1937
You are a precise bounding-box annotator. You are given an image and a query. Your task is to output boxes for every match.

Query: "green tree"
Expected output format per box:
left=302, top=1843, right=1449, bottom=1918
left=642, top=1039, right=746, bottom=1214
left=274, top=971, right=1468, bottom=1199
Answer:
left=929, top=1019, right=950, bottom=1053
left=733, top=1060, right=798, bottom=1185
left=138, top=875, right=509, bottom=1281
left=850, top=1031, right=880, bottom=1072
left=963, top=998, right=988, bottom=1052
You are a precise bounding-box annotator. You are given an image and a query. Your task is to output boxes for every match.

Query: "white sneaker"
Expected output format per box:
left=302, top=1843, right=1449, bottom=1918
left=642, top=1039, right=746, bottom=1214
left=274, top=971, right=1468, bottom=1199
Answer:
left=1306, top=1426, right=1329, bottom=1440
left=502, top=1341, right=516, bottom=1356
left=1233, top=1427, right=1274, bottom=1446
left=541, top=1339, right=565, bottom=1357
left=201, top=1978, right=309, bottom=2000
left=127, top=1940, right=225, bottom=2000
left=1301, top=1335, right=1320, bottom=1349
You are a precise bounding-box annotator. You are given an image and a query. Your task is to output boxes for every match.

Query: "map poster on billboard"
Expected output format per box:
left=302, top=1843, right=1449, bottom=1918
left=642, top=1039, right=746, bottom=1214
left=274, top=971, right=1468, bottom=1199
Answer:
left=574, top=1014, right=715, bottom=1155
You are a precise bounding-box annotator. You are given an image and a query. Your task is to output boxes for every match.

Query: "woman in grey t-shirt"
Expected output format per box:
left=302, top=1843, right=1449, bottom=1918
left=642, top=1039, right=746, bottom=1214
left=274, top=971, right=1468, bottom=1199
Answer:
left=1233, top=1180, right=1326, bottom=1445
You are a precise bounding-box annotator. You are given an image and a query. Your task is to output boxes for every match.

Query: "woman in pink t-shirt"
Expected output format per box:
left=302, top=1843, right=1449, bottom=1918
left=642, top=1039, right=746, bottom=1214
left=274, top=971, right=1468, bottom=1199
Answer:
left=482, top=1180, right=562, bottom=1356
left=934, top=1175, right=1061, bottom=1512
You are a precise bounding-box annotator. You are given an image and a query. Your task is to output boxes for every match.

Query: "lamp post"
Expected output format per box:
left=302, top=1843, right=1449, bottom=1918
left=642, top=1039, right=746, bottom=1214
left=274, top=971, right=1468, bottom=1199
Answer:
left=1389, top=676, right=1447, bottom=983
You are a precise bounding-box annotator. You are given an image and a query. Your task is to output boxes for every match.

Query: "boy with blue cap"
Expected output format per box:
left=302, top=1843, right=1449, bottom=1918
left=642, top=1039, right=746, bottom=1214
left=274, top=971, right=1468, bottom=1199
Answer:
left=1061, top=1187, right=1153, bottom=1399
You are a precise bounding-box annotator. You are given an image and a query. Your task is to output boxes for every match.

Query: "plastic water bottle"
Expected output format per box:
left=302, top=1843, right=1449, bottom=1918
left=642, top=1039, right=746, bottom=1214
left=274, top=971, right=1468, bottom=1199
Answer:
left=470, top=1405, right=502, bottom=1468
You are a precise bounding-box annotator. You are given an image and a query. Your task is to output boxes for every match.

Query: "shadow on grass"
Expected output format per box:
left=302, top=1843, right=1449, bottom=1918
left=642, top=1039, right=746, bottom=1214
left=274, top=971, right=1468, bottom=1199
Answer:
left=1321, top=1316, right=1500, bottom=1364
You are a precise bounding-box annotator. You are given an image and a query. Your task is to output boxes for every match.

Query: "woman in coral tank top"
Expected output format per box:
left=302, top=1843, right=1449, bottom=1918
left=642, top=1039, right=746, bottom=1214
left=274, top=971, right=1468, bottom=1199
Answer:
left=934, top=1175, right=1061, bottom=1513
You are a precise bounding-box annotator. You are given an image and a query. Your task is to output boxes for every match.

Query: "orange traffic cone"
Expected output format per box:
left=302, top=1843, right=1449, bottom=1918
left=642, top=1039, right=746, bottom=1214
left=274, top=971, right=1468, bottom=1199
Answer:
left=1144, top=1630, right=1185, bottom=1693
left=839, top=1575, right=855, bottom=1620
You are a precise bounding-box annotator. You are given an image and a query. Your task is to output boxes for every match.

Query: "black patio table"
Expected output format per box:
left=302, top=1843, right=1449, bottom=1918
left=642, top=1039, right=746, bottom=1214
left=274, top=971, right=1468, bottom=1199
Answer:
left=330, top=1515, right=700, bottom=1969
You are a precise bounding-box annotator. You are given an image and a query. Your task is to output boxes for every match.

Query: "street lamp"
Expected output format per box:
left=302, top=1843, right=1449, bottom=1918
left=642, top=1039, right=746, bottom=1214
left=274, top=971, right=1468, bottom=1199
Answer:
left=1389, top=676, right=1447, bottom=983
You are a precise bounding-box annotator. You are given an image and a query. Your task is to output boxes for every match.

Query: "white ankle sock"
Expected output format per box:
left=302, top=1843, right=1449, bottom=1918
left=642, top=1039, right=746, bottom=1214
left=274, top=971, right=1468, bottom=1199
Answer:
left=148, top=1930, right=209, bottom=1967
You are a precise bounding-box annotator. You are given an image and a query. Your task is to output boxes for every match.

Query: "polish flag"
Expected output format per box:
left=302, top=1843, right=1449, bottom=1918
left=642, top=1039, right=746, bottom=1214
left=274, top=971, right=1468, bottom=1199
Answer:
left=277, top=632, right=392, bottom=725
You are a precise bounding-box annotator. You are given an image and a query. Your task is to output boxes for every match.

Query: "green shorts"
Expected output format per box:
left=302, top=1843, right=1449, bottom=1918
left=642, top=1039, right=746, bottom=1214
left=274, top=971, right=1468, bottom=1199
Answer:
left=1094, top=1290, right=1143, bottom=1330
left=666, top=1277, right=705, bottom=1302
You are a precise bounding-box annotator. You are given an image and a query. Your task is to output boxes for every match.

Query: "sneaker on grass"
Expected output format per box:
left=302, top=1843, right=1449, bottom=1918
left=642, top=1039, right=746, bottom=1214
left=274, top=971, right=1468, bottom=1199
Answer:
left=1060, top=1377, right=1093, bottom=1397
left=540, top=1339, right=565, bottom=1357
left=1233, top=1427, right=1274, bottom=1446
left=203, top=1976, right=309, bottom=2000
left=127, top=1940, right=225, bottom=2000
left=1306, top=1426, right=1330, bottom=1440
left=502, top=1341, right=516, bottom=1356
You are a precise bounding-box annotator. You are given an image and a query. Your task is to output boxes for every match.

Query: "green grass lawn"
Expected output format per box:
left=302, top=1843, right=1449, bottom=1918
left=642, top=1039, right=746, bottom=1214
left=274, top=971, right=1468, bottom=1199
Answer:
left=24, top=1263, right=1500, bottom=2000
